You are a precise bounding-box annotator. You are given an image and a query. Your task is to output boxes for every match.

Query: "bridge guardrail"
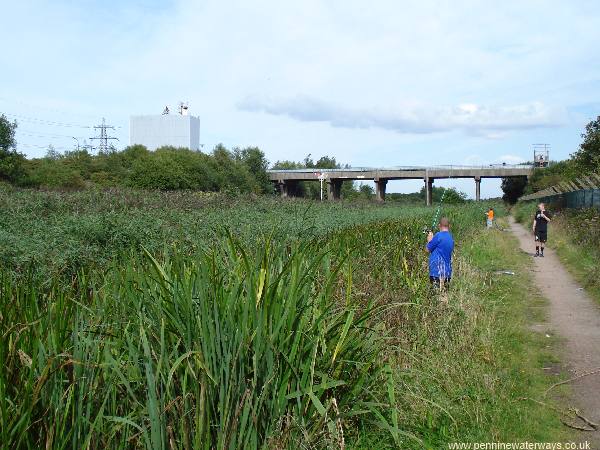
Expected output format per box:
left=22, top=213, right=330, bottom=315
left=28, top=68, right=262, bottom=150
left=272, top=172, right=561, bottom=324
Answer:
left=268, top=164, right=533, bottom=173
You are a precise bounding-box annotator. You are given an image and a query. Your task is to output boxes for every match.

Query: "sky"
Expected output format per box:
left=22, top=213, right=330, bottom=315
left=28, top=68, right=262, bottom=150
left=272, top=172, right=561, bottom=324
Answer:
left=1, top=0, right=600, bottom=198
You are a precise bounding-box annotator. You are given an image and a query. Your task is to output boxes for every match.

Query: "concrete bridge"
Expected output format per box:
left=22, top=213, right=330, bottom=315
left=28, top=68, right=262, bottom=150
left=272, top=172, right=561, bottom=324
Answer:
left=268, top=165, right=533, bottom=205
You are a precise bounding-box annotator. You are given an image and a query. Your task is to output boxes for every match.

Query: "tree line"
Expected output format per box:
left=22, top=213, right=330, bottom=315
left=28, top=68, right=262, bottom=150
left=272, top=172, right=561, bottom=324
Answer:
left=1, top=114, right=272, bottom=193
left=2, top=112, right=467, bottom=201
left=0, top=115, right=374, bottom=198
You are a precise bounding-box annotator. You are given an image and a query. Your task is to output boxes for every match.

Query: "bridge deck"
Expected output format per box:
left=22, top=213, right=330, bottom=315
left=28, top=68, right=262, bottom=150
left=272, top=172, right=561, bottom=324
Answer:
left=268, top=165, right=533, bottom=203
left=268, top=165, right=532, bottom=181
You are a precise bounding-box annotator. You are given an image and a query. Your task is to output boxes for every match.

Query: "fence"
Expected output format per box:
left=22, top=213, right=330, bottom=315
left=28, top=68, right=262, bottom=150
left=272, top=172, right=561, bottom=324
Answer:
left=531, top=188, right=600, bottom=209
left=519, top=173, right=600, bottom=210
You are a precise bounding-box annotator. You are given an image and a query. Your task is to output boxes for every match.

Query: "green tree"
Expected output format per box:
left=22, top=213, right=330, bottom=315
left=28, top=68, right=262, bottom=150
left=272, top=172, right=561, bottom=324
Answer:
left=344, top=183, right=374, bottom=200
left=210, top=144, right=257, bottom=193
left=63, top=149, right=94, bottom=179
left=272, top=160, right=302, bottom=170
left=234, top=146, right=272, bottom=193
left=45, top=146, right=62, bottom=160
left=0, top=114, right=25, bottom=183
left=359, top=183, right=374, bottom=197
left=272, top=154, right=359, bottom=200
left=418, top=186, right=467, bottom=204
left=501, top=176, right=528, bottom=204
left=128, top=146, right=216, bottom=191
left=442, top=187, right=467, bottom=204
left=315, top=156, right=337, bottom=169
left=572, top=115, right=600, bottom=172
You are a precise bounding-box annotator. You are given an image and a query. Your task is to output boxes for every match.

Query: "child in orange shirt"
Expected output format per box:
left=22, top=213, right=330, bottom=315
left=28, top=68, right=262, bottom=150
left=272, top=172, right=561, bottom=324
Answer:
left=486, top=208, right=494, bottom=228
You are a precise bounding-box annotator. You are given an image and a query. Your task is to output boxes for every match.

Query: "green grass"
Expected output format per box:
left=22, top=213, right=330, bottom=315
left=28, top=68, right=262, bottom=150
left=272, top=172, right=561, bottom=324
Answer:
left=0, top=189, right=570, bottom=448
left=456, top=220, right=568, bottom=442
left=550, top=230, right=600, bottom=303
left=0, top=186, right=448, bottom=283
left=349, top=218, right=569, bottom=448
left=0, top=190, right=490, bottom=448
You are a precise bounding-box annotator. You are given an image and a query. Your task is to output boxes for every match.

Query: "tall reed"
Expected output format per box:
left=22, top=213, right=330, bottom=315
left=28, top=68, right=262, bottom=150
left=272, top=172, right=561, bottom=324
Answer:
left=1, top=232, right=387, bottom=448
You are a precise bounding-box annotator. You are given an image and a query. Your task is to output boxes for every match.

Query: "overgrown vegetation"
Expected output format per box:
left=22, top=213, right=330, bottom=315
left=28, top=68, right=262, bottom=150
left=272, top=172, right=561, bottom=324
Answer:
left=2, top=232, right=390, bottom=448
left=0, top=187, right=437, bottom=282
left=23, top=144, right=274, bottom=193
left=1, top=192, right=568, bottom=448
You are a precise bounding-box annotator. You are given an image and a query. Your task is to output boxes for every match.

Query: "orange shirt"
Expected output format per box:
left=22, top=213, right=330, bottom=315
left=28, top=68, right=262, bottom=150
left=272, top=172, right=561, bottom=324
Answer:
left=487, top=210, right=494, bottom=220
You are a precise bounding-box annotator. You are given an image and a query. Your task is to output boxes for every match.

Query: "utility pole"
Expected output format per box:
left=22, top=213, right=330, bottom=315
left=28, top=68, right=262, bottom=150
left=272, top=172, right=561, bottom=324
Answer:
left=318, top=172, right=327, bottom=201
left=90, top=118, right=119, bottom=153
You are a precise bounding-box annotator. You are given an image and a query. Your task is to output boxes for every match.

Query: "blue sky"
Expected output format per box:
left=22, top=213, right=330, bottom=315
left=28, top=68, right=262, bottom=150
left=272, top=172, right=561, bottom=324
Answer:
left=1, top=0, right=599, bottom=197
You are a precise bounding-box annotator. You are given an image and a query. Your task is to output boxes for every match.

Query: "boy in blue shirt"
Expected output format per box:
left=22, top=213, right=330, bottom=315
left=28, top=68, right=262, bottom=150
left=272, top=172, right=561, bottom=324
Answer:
left=426, top=217, right=454, bottom=290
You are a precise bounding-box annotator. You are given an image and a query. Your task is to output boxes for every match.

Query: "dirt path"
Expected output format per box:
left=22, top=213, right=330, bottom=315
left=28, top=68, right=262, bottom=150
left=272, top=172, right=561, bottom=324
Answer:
left=509, top=216, right=600, bottom=446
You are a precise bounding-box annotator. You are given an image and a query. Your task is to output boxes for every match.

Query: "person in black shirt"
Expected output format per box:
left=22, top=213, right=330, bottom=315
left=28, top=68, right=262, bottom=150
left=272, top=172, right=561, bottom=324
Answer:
left=532, top=202, right=551, bottom=257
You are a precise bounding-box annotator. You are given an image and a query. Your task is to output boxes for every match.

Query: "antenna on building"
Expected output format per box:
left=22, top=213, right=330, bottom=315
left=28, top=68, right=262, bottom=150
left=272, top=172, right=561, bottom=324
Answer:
left=178, top=101, right=189, bottom=116
left=90, top=118, right=119, bottom=153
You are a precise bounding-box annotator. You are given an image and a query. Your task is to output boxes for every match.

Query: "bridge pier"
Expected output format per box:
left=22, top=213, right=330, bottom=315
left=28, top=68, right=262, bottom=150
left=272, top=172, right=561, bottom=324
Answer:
left=425, top=177, right=433, bottom=206
left=327, top=179, right=343, bottom=201
left=268, top=166, right=534, bottom=202
left=374, top=178, right=388, bottom=202
left=277, top=180, right=299, bottom=198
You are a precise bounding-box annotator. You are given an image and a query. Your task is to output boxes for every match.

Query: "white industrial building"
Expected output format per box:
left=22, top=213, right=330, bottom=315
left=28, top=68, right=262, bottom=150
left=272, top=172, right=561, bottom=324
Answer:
left=130, top=104, right=200, bottom=150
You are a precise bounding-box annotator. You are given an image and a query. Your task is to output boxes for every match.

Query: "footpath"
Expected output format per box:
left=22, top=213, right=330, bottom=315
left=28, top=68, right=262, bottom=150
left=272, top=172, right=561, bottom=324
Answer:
left=509, top=216, right=600, bottom=448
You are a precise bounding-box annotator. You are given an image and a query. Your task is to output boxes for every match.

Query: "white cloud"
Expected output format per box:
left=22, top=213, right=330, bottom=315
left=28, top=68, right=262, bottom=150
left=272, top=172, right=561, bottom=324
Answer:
left=2, top=0, right=599, bottom=187
left=238, top=95, right=564, bottom=136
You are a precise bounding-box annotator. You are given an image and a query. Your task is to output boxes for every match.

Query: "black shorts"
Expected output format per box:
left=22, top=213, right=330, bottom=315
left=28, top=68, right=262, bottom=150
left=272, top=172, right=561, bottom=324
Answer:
left=535, top=230, right=547, bottom=243
left=430, top=276, right=451, bottom=289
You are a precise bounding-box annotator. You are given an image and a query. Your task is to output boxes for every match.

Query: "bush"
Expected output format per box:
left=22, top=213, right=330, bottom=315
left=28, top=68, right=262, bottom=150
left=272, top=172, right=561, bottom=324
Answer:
left=16, top=144, right=272, bottom=194
left=25, top=158, right=86, bottom=189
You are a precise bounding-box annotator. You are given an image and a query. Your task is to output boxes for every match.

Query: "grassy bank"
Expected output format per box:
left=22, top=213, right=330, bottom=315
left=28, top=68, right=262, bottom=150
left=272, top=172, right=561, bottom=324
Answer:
left=514, top=202, right=600, bottom=304
left=351, top=217, right=568, bottom=448
left=0, top=191, right=568, bottom=448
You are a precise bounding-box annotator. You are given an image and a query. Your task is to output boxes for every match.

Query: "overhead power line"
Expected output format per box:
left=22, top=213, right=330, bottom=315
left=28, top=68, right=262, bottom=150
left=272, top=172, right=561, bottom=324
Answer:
left=18, top=143, right=73, bottom=151
left=18, top=130, right=88, bottom=140
left=3, top=112, right=92, bottom=128
left=0, top=96, right=100, bottom=120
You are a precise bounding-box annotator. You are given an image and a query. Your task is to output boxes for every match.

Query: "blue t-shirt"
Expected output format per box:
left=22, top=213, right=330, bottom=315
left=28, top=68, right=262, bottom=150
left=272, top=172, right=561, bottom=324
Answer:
left=426, top=230, right=454, bottom=278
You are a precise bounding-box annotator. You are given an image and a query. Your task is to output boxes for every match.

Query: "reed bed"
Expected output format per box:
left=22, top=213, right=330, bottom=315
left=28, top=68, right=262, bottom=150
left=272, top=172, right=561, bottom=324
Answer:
left=0, top=190, right=493, bottom=448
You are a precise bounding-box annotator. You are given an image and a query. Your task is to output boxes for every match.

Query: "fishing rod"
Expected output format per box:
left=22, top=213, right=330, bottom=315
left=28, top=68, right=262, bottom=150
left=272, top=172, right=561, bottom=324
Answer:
left=431, top=187, right=447, bottom=230
left=423, top=187, right=447, bottom=234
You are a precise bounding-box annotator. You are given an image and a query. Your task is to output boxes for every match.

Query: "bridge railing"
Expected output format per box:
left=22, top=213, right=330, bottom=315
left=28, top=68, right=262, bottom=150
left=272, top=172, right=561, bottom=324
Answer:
left=267, top=164, right=533, bottom=173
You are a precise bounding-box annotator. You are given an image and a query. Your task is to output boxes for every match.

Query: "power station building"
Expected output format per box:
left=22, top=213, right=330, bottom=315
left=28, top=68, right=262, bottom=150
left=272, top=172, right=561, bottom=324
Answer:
left=129, top=103, right=200, bottom=151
